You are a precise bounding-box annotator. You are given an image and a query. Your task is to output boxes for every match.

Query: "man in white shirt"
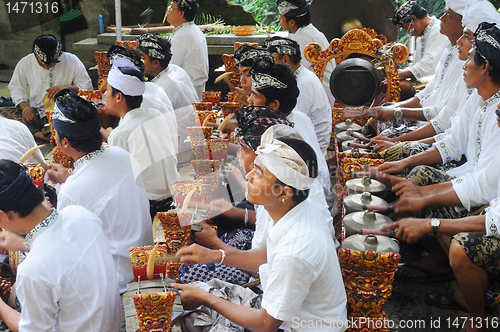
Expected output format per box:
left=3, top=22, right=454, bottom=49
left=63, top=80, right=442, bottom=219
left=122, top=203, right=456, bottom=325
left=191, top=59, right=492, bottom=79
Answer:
left=264, top=36, right=332, bottom=155
left=45, top=90, right=153, bottom=295
left=138, top=33, right=198, bottom=154
left=277, top=0, right=335, bottom=107
left=167, top=0, right=208, bottom=100
left=0, top=116, right=44, bottom=164
left=105, top=59, right=181, bottom=218
left=391, top=1, right=450, bottom=83
left=8, top=34, right=92, bottom=142
left=367, top=2, right=467, bottom=136
left=0, top=159, right=120, bottom=331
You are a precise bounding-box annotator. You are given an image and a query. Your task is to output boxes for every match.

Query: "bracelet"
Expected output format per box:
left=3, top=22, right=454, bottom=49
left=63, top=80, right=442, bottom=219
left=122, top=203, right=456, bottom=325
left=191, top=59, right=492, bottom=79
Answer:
left=244, top=208, right=249, bottom=226
left=218, top=249, right=226, bottom=265
left=21, top=106, right=31, bottom=114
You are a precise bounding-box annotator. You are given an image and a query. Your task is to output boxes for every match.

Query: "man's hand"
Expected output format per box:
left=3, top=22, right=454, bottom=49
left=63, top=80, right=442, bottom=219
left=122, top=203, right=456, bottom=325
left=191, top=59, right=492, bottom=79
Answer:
left=0, top=232, right=29, bottom=252
left=234, top=87, right=249, bottom=107
left=367, top=106, right=397, bottom=122
left=369, top=138, right=395, bottom=153
left=193, top=222, right=221, bottom=249
left=381, top=218, right=431, bottom=244
left=98, top=105, right=109, bottom=114
left=170, top=283, right=208, bottom=310
left=46, top=86, right=63, bottom=100
left=207, top=199, right=233, bottom=218
left=46, top=163, right=70, bottom=184
left=22, top=107, right=38, bottom=124
left=376, top=160, right=408, bottom=174
left=176, top=243, right=221, bottom=265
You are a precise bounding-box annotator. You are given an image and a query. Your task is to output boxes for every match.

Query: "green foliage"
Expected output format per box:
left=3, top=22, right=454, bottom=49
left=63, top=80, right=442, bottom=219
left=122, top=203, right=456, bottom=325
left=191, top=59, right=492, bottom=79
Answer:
left=228, top=0, right=281, bottom=27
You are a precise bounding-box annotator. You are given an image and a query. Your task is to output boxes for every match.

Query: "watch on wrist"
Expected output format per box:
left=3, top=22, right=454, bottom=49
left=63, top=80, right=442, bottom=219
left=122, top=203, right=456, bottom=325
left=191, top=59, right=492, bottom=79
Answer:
left=394, top=107, right=403, bottom=119
left=430, top=218, right=441, bottom=235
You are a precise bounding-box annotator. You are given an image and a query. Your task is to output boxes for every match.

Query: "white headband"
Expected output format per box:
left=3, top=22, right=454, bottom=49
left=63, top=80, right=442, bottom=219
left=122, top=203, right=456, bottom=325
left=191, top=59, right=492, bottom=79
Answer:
left=462, top=1, right=500, bottom=33
left=256, top=124, right=315, bottom=190
left=446, top=0, right=479, bottom=16
left=108, top=58, right=145, bottom=96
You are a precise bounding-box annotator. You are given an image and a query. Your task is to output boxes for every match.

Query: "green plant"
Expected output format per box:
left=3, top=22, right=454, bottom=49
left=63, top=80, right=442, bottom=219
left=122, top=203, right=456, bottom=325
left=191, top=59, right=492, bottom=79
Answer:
left=228, top=0, right=281, bottom=27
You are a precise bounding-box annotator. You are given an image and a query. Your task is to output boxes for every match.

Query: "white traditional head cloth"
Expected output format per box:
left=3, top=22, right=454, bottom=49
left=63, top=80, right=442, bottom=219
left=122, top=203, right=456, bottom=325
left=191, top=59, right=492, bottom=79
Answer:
left=256, top=124, right=316, bottom=190
left=462, top=1, right=500, bottom=33
left=107, top=58, right=145, bottom=96
left=445, top=0, right=480, bottom=16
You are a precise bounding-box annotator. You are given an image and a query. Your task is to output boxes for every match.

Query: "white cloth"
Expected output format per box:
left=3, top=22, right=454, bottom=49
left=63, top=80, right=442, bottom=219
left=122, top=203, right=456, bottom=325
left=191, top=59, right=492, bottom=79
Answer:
left=17, top=207, right=121, bottom=332
left=446, top=0, right=479, bottom=16
left=152, top=64, right=198, bottom=152
left=434, top=90, right=500, bottom=211
left=0, top=116, right=43, bottom=164
left=485, top=192, right=500, bottom=239
left=430, top=85, right=473, bottom=135
left=415, top=45, right=466, bottom=120
left=170, top=22, right=209, bottom=100
left=108, top=107, right=181, bottom=201
left=409, top=17, right=450, bottom=80
left=294, top=66, right=332, bottom=155
left=108, top=58, right=145, bottom=96
left=291, top=24, right=336, bottom=107
left=8, top=53, right=92, bottom=117
left=57, top=146, right=153, bottom=293
left=260, top=199, right=347, bottom=332
left=462, top=0, right=500, bottom=33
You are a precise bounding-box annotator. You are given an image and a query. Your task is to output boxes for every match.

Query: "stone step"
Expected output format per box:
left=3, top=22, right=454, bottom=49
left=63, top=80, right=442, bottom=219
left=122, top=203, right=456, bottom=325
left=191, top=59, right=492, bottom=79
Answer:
left=96, top=33, right=137, bottom=45
left=72, top=37, right=111, bottom=69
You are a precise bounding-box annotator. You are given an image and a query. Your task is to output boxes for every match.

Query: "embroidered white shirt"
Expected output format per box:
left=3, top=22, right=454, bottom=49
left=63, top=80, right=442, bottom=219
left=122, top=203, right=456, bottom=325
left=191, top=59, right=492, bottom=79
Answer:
left=416, top=45, right=466, bottom=120
left=430, top=86, right=473, bottom=136
left=485, top=193, right=500, bottom=239
left=8, top=53, right=92, bottom=117
left=57, top=146, right=153, bottom=293
left=434, top=90, right=500, bottom=210
left=0, top=116, right=44, bottom=164
left=291, top=24, right=336, bottom=107
left=409, top=16, right=450, bottom=80
left=170, top=21, right=209, bottom=100
left=18, top=207, right=121, bottom=331
left=152, top=64, right=198, bottom=153
left=294, top=66, right=332, bottom=155
left=108, top=107, right=181, bottom=201
left=260, top=200, right=347, bottom=332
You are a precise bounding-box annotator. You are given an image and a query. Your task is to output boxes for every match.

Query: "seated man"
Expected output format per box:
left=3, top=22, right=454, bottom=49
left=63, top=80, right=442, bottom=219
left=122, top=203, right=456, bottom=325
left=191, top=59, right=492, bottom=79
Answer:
left=391, top=1, right=450, bottom=87
left=8, top=34, right=92, bottom=142
left=167, top=0, right=208, bottom=100
left=46, top=90, right=153, bottom=298
left=138, top=33, right=198, bottom=154
left=234, top=44, right=260, bottom=105
left=366, top=2, right=467, bottom=136
left=105, top=59, right=181, bottom=217
left=277, top=0, right=335, bottom=106
left=172, top=126, right=347, bottom=332
left=264, top=36, right=332, bottom=155
left=0, top=115, right=44, bottom=164
left=0, top=160, right=120, bottom=331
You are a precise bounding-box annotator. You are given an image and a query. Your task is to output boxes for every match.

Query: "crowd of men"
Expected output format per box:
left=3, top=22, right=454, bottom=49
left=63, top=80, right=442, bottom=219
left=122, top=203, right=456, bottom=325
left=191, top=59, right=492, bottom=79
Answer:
left=0, top=0, right=499, bottom=331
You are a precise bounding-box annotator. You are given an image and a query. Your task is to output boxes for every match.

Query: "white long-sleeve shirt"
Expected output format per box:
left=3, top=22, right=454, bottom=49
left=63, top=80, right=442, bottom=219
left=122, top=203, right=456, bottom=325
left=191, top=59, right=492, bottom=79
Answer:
left=294, top=66, right=332, bottom=155
left=409, top=16, right=450, bottom=80
left=0, top=116, right=43, bottom=164
left=57, top=146, right=153, bottom=293
left=18, top=207, right=121, bottom=331
left=170, top=22, right=209, bottom=100
left=485, top=190, right=500, bottom=239
left=8, top=53, right=92, bottom=117
left=415, top=45, right=466, bottom=121
left=291, top=24, right=336, bottom=107
left=434, top=90, right=500, bottom=210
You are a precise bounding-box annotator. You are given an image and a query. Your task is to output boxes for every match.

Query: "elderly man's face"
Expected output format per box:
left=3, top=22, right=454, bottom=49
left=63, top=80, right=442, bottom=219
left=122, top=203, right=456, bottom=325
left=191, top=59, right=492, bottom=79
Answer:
left=440, top=7, right=463, bottom=38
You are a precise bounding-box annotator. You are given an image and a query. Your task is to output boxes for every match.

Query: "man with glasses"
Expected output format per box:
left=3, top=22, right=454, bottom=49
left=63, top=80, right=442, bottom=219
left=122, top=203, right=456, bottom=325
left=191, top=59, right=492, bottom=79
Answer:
left=166, top=0, right=208, bottom=101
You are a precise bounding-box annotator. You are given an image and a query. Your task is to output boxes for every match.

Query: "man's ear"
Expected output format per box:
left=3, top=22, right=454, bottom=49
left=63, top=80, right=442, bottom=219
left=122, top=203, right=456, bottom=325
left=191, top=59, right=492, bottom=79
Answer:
left=288, top=18, right=297, bottom=28
left=268, top=100, right=281, bottom=111
left=153, top=59, right=161, bottom=69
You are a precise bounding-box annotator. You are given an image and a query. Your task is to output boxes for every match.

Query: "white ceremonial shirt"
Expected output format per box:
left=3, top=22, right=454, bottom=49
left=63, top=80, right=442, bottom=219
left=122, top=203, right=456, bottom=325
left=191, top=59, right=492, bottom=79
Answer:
left=434, top=90, right=500, bottom=211
left=415, top=45, right=466, bottom=121
left=484, top=185, right=500, bottom=239
left=170, top=21, right=209, bottom=100
left=57, top=146, right=153, bottom=293
left=409, top=16, right=450, bottom=80
left=259, top=200, right=347, bottom=332
left=0, top=116, right=43, bottom=164
left=430, top=86, right=474, bottom=137
left=108, top=107, right=181, bottom=201
left=17, top=207, right=120, bottom=332
left=294, top=66, right=332, bottom=155
left=152, top=64, right=198, bottom=153
left=8, top=53, right=92, bottom=117
left=291, top=24, right=336, bottom=107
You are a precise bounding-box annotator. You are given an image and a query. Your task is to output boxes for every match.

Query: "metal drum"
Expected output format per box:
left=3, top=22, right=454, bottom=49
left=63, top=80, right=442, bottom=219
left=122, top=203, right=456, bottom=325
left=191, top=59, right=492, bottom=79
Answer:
left=337, top=128, right=355, bottom=145
left=346, top=176, right=386, bottom=196
left=342, top=234, right=400, bottom=253
left=344, top=192, right=389, bottom=214
left=335, top=119, right=363, bottom=133
left=343, top=210, right=393, bottom=237
left=331, top=58, right=382, bottom=107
